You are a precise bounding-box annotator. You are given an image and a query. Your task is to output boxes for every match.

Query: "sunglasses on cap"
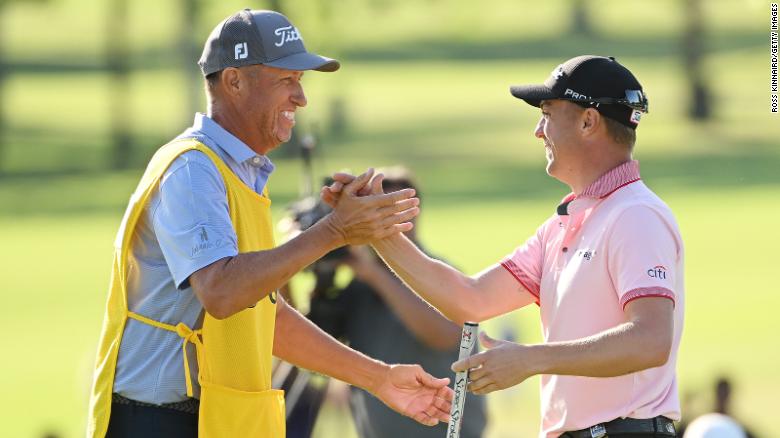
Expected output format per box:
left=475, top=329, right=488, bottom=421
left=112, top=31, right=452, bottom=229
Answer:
left=565, top=89, right=649, bottom=113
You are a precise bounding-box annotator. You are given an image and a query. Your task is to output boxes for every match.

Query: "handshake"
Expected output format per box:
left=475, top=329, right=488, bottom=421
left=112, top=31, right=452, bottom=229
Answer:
left=314, top=168, right=421, bottom=246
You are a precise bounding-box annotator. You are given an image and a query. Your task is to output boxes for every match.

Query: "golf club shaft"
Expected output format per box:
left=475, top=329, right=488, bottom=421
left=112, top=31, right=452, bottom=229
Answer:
left=446, top=322, right=478, bottom=438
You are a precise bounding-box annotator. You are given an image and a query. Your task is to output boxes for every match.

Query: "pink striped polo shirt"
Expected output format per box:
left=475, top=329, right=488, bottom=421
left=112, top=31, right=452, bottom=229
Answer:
left=501, top=160, right=684, bottom=438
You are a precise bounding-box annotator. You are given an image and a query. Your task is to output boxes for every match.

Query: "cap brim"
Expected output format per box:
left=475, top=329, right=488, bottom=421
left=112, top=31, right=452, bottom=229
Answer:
left=509, top=84, right=558, bottom=107
left=264, top=51, right=340, bottom=72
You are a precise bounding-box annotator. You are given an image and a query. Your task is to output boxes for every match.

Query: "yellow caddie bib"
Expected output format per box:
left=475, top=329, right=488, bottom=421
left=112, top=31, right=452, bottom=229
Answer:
left=86, top=139, right=285, bottom=437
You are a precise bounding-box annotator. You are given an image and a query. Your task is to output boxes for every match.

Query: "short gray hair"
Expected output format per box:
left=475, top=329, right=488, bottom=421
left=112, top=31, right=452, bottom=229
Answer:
left=205, top=71, right=222, bottom=91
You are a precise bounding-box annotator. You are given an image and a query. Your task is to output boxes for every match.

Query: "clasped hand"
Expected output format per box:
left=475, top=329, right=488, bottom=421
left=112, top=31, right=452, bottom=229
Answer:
left=321, top=168, right=419, bottom=245
left=372, top=364, right=454, bottom=426
left=451, top=332, right=539, bottom=395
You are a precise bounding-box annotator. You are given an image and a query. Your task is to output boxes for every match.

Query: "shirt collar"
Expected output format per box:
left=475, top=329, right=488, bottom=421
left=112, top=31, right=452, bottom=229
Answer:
left=192, top=113, right=273, bottom=169
left=556, top=160, right=641, bottom=215
left=579, top=159, right=641, bottom=199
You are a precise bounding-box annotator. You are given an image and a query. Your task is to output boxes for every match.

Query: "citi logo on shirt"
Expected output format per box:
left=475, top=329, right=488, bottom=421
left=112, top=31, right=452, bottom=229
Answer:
left=647, top=265, right=667, bottom=280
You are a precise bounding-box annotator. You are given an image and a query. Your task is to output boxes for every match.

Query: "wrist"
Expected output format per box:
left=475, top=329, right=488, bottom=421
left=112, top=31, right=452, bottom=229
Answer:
left=317, top=213, right=347, bottom=248
left=371, top=232, right=402, bottom=253
left=526, top=343, right=551, bottom=376
left=364, top=360, right=391, bottom=395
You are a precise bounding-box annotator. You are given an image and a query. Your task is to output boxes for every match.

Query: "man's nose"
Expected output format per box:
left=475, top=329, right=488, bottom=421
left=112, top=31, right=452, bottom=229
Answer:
left=534, top=117, right=545, bottom=139
left=292, top=82, right=307, bottom=108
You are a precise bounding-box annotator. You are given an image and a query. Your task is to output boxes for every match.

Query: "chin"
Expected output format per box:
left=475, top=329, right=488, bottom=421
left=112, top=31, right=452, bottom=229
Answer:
left=275, top=135, right=293, bottom=146
left=545, top=161, right=556, bottom=177
left=277, top=129, right=291, bottom=140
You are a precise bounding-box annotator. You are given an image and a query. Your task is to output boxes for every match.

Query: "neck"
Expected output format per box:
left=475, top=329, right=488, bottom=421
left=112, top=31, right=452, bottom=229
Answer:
left=565, top=148, right=631, bottom=195
left=207, top=101, right=270, bottom=155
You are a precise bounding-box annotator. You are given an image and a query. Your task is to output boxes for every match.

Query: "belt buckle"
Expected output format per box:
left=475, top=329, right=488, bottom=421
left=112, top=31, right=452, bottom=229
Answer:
left=589, top=424, right=607, bottom=438
left=663, top=420, right=676, bottom=434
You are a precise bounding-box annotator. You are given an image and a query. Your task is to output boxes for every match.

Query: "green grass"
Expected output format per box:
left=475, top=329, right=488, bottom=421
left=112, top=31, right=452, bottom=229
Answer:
left=3, top=186, right=779, bottom=437
left=1, top=0, right=778, bottom=436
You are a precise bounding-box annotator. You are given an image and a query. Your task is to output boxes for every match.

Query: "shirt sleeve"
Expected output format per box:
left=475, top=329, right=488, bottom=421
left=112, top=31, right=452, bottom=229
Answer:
left=500, top=220, right=549, bottom=304
left=152, top=151, right=239, bottom=289
left=607, top=205, right=680, bottom=310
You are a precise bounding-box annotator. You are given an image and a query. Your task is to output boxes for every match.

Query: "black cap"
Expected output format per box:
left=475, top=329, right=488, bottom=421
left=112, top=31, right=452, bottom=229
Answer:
left=510, top=55, right=648, bottom=129
left=198, top=9, right=340, bottom=76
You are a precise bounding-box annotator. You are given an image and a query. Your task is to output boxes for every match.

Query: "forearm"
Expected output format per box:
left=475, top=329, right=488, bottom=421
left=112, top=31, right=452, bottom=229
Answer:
left=460, top=298, right=673, bottom=395
left=362, top=266, right=461, bottom=350
left=371, top=234, right=487, bottom=324
left=273, top=298, right=388, bottom=394
left=531, top=321, right=671, bottom=377
left=194, top=218, right=343, bottom=319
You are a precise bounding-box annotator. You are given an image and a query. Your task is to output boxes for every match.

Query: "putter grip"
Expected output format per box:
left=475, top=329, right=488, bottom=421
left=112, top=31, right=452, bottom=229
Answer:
left=446, top=322, right=478, bottom=438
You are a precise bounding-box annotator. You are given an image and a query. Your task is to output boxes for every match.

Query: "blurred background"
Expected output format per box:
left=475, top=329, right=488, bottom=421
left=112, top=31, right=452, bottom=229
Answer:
left=0, top=0, right=777, bottom=436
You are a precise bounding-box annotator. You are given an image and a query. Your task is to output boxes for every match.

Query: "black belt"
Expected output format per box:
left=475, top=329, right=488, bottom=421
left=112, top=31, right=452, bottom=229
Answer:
left=562, top=416, right=676, bottom=437
left=112, top=393, right=200, bottom=415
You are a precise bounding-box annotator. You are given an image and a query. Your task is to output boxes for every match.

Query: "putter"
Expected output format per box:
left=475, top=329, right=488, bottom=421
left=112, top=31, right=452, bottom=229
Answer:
left=446, top=322, right=478, bottom=438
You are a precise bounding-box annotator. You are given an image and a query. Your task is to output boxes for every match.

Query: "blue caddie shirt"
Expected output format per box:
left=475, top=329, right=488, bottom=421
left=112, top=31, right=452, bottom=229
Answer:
left=113, top=113, right=275, bottom=404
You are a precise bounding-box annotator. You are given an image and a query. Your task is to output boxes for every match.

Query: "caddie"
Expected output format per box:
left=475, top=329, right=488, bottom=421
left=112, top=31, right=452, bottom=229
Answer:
left=87, top=9, right=452, bottom=438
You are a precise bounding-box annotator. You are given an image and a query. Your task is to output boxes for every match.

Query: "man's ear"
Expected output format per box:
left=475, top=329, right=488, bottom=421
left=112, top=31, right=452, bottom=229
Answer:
left=220, top=67, right=242, bottom=97
left=581, top=107, right=601, bottom=136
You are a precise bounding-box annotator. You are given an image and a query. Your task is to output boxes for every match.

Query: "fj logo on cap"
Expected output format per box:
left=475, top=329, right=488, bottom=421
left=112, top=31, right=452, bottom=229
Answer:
left=630, top=110, right=642, bottom=125
left=274, top=26, right=302, bottom=47
left=234, top=42, right=248, bottom=60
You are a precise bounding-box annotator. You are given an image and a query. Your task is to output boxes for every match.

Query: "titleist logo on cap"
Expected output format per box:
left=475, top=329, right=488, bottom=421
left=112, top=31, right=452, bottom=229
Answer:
left=274, top=26, right=301, bottom=47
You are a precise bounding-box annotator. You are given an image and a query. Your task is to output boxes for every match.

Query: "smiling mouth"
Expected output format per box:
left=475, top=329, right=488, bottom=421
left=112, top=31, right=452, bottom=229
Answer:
left=281, top=111, right=296, bottom=123
left=544, top=143, right=553, bottom=157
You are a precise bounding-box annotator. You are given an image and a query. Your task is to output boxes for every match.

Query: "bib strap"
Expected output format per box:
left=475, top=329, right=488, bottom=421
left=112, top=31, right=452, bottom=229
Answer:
left=127, top=311, right=203, bottom=397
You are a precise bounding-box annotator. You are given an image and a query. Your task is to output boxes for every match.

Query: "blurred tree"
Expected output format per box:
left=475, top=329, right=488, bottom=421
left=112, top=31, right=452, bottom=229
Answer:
left=267, top=0, right=284, bottom=14
left=570, top=0, right=593, bottom=37
left=683, top=0, right=712, bottom=120
left=180, top=0, right=202, bottom=121
left=106, top=0, right=131, bottom=169
left=328, top=97, right=348, bottom=138
left=0, top=2, right=6, bottom=172
left=0, top=0, right=51, bottom=173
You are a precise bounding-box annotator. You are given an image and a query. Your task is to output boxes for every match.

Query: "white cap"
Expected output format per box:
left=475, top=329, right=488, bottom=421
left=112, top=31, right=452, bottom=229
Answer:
left=683, top=413, right=747, bottom=438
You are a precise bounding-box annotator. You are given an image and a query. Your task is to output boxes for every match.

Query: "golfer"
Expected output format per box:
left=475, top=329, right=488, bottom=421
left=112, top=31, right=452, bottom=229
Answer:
left=325, top=55, right=684, bottom=438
